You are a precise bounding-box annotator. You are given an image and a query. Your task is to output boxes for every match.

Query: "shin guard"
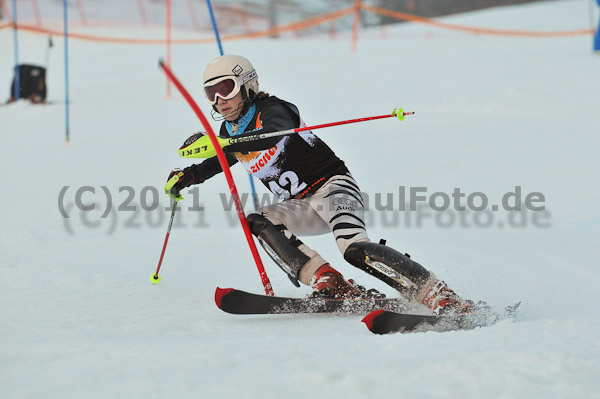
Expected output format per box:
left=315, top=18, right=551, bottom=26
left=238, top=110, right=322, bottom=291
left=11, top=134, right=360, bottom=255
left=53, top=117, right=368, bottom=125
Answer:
left=247, top=213, right=309, bottom=287
left=344, top=241, right=431, bottom=298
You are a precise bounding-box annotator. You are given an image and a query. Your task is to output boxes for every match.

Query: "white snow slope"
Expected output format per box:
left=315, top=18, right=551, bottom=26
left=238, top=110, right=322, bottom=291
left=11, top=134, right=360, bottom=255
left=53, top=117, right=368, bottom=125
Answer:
left=1, top=1, right=599, bottom=398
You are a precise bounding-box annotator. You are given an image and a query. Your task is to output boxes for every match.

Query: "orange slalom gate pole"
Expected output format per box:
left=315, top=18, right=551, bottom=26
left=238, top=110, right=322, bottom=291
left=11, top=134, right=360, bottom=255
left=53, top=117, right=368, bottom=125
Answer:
left=31, top=0, right=42, bottom=27
left=187, top=0, right=201, bottom=31
left=1, top=1, right=11, bottom=21
left=235, top=4, right=253, bottom=34
left=158, top=60, right=275, bottom=297
left=75, top=0, right=87, bottom=26
left=137, top=0, right=148, bottom=27
left=330, top=19, right=336, bottom=41
left=351, top=0, right=361, bottom=52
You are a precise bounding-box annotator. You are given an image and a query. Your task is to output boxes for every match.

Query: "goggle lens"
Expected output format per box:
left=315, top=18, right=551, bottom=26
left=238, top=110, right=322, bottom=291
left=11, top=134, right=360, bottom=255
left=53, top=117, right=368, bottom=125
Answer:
left=204, top=78, right=238, bottom=105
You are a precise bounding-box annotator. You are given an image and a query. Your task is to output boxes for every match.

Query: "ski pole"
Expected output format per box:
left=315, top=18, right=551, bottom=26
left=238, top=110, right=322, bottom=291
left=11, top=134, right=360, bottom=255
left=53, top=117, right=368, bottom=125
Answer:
left=236, top=108, right=414, bottom=143
left=150, top=197, right=180, bottom=284
left=180, top=109, right=414, bottom=159
left=158, top=60, right=275, bottom=296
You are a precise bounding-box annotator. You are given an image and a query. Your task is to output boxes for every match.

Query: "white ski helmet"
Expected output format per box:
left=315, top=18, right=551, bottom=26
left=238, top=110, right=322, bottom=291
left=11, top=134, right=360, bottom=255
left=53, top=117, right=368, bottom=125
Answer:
left=203, top=54, right=259, bottom=104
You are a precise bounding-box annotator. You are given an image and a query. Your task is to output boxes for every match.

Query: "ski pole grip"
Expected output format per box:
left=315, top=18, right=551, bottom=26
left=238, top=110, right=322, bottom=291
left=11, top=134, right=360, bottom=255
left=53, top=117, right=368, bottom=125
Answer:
left=164, top=173, right=184, bottom=200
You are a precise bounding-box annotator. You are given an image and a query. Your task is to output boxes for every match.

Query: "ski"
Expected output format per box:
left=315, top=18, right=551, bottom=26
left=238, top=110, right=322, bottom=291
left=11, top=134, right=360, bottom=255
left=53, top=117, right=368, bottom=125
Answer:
left=362, top=302, right=521, bottom=334
left=0, top=100, right=62, bottom=107
left=215, top=287, right=410, bottom=315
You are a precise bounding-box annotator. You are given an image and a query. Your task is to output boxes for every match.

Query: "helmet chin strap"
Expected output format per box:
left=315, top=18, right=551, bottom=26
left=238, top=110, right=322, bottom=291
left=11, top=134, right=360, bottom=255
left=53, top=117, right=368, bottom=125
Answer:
left=210, top=95, right=252, bottom=122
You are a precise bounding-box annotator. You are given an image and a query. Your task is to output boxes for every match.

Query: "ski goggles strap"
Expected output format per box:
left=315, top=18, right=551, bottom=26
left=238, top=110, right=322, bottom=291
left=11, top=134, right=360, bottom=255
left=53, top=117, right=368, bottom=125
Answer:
left=204, top=75, right=242, bottom=105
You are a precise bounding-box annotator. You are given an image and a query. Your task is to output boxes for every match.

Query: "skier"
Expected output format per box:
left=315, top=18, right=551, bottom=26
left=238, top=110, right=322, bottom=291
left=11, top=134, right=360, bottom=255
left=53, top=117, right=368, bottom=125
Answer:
left=165, top=54, right=473, bottom=315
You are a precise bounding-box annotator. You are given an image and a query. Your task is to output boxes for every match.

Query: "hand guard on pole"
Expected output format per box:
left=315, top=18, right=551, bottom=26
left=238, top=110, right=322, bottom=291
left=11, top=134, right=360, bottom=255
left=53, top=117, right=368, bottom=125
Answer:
left=164, top=168, right=194, bottom=200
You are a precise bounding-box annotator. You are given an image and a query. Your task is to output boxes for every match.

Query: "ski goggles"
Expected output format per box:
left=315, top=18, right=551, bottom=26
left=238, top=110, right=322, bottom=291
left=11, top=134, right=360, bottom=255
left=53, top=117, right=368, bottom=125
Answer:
left=204, top=75, right=242, bottom=105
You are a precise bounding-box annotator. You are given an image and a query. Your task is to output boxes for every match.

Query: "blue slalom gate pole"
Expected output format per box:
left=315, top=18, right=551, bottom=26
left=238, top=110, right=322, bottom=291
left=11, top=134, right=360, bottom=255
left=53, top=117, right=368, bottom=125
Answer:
left=205, top=0, right=224, bottom=56
left=246, top=155, right=260, bottom=209
left=595, top=0, right=600, bottom=52
left=12, top=0, right=20, bottom=101
left=205, top=0, right=259, bottom=210
left=63, top=0, right=70, bottom=143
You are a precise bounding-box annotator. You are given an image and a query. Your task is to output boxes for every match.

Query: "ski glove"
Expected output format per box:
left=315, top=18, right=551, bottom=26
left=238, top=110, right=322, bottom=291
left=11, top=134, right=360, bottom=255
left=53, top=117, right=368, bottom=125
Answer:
left=164, top=168, right=195, bottom=199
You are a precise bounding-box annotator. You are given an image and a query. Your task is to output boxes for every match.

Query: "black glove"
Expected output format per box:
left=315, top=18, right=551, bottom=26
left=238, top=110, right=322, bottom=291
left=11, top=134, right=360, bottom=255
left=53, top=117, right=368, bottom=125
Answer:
left=165, top=168, right=195, bottom=199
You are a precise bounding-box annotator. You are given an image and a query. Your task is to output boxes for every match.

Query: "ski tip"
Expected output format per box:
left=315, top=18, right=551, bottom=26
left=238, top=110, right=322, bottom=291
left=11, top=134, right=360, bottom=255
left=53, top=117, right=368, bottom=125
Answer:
left=361, top=309, right=386, bottom=331
left=214, top=287, right=234, bottom=309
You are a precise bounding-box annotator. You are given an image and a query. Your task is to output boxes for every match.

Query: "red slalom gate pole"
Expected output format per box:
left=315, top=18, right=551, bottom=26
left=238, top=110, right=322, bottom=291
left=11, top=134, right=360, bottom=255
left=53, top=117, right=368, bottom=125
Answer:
left=158, top=60, right=275, bottom=296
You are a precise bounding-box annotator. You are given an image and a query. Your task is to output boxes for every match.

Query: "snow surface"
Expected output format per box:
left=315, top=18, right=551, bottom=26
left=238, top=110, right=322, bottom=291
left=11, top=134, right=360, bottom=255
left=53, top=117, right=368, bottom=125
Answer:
left=1, top=1, right=599, bottom=398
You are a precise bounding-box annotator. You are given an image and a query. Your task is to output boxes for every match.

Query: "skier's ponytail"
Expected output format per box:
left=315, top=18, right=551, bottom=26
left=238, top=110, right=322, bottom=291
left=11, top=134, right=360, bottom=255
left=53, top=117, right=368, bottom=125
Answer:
left=256, top=91, right=270, bottom=101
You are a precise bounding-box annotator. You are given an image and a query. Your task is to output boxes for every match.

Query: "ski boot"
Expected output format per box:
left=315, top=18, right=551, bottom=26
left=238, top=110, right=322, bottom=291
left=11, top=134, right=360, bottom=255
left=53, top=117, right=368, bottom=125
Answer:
left=309, top=264, right=385, bottom=299
left=419, top=280, right=474, bottom=315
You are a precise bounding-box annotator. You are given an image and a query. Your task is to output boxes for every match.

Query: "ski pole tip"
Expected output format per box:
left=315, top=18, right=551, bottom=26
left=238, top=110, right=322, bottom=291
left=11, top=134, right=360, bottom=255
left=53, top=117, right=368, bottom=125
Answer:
left=150, top=273, right=162, bottom=284
left=393, top=108, right=414, bottom=121
left=393, top=108, right=405, bottom=121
